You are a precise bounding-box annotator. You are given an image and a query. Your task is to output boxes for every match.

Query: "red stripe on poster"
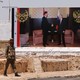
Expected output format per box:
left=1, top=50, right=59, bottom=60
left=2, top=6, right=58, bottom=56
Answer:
left=17, top=8, right=20, bottom=47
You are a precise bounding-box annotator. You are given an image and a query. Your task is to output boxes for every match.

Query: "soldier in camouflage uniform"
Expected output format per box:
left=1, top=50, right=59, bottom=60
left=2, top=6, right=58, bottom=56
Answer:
left=4, top=38, right=20, bottom=77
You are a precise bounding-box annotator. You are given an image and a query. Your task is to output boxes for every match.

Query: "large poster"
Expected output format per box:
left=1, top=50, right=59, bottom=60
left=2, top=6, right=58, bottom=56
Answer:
left=13, top=8, right=80, bottom=47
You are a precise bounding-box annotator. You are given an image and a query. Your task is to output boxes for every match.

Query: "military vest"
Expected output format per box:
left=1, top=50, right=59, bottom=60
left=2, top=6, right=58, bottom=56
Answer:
left=6, top=45, right=15, bottom=59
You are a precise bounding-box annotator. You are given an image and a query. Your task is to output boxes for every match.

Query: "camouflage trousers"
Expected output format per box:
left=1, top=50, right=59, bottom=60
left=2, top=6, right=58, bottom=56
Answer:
left=4, top=58, right=16, bottom=75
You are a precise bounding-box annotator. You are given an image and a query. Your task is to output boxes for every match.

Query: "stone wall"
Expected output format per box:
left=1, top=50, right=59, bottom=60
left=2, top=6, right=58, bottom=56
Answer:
left=68, top=57, right=80, bottom=70
left=41, top=56, right=80, bottom=72
left=0, top=41, right=8, bottom=48
left=41, top=60, right=68, bottom=72
left=0, top=55, right=80, bottom=74
left=0, top=59, right=28, bottom=74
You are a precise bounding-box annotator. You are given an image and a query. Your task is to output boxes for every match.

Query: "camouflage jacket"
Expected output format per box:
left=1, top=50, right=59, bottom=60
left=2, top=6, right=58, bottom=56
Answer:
left=5, top=45, right=15, bottom=60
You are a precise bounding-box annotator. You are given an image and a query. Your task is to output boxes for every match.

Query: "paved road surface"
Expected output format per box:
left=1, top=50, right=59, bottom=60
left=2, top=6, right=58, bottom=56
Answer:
left=28, top=77, right=80, bottom=80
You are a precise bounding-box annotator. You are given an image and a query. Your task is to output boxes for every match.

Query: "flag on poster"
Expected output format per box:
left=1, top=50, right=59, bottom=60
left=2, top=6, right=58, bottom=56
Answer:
left=14, top=8, right=30, bottom=47
left=57, top=8, right=60, bottom=20
left=56, top=8, right=61, bottom=31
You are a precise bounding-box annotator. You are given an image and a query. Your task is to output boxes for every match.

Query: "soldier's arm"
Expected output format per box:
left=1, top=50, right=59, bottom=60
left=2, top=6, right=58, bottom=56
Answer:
left=14, top=47, right=16, bottom=60
left=5, top=46, right=9, bottom=58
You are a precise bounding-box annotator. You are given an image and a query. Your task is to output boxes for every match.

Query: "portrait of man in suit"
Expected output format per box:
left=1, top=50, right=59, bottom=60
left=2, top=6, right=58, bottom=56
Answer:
left=41, top=11, right=50, bottom=47
left=57, top=14, right=66, bottom=47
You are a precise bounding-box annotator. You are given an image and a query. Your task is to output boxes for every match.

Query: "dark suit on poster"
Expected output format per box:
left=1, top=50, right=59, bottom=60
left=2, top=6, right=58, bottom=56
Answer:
left=57, top=18, right=66, bottom=47
left=41, top=17, right=50, bottom=46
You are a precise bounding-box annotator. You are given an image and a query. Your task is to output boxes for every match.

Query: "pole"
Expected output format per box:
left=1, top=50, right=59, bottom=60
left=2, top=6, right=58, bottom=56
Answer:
left=9, top=0, right=10, bottom=21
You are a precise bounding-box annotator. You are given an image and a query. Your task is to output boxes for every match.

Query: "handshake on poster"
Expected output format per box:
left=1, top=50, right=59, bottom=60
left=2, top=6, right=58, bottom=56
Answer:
left=51, top=24, right=54, bottom=27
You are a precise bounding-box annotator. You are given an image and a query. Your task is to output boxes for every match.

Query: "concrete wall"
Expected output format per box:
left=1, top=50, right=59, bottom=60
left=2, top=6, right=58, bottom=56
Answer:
left=0, top=21, right=11, bottom=40
left=0, top=0, right=11, bottom=40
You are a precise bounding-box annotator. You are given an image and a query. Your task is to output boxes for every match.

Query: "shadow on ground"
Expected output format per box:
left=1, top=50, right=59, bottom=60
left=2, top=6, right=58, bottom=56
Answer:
left=28, top=77, right=80, bottom=80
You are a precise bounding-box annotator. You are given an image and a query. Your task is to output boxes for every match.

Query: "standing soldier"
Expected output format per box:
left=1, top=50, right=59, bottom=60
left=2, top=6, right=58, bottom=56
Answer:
left=4, top=38, right=20, bottom=77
